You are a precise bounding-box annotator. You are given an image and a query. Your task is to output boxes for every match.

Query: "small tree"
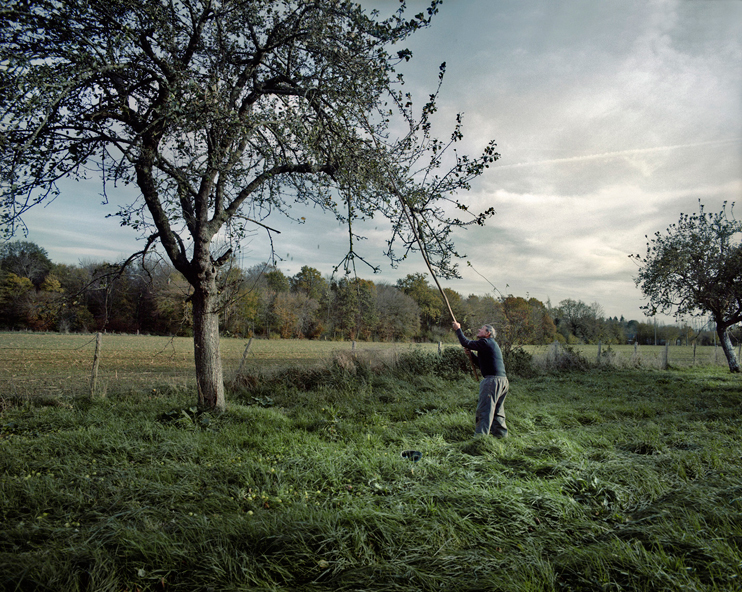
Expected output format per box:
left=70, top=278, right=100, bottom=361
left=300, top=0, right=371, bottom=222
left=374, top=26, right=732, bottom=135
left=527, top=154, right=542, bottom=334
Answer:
left=631, top=203, right=742, bottom=372
left=1, top=0, right=499, bottom=409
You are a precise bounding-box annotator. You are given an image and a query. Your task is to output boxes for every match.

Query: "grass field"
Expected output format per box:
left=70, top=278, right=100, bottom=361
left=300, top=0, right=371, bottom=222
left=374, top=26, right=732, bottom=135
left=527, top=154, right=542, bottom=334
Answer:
left=1, top=334, right=741, bottom=590
left=1, top=332, right=734, bottom=399
left=0, top=332, right=441, bottom=398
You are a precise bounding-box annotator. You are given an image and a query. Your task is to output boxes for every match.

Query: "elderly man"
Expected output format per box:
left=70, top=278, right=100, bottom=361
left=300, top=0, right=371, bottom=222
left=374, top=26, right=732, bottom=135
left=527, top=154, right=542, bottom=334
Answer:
left=452, top=322, right=509, bottom=437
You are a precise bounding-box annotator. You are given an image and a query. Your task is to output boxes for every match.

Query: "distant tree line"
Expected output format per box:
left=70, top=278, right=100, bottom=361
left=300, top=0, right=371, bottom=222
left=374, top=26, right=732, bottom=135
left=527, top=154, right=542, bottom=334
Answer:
left=0, top=241, right=733, bottom=346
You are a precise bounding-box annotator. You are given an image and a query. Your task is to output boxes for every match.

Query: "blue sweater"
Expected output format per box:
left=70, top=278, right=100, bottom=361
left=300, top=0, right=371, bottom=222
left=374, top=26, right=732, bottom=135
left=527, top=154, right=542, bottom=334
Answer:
left=455, top=329, right=507, bottom=377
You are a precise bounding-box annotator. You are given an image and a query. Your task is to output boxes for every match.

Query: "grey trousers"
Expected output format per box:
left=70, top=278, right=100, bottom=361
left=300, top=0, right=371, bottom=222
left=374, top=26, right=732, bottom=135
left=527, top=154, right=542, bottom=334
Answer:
left=475, top=376, right=509, bottom=437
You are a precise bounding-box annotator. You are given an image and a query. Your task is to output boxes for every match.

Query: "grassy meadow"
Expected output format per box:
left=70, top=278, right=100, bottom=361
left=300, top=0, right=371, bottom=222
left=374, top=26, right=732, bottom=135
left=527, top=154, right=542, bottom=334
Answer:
left=0, top=333, right=741, bottom=591
left=0, top=332, right=441, bottom=398
left=2, top=331, right=733, bottom=398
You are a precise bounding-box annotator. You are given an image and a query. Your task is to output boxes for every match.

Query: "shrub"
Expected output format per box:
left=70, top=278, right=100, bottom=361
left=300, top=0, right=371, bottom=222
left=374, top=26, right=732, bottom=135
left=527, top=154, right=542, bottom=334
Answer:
left=230, top=342, right=556, bottom=397
left=231, top=349, right=391, bottom=399
left=535, top=342, right=590, bottom=372
left=390, top=348, right=437, bottom=377
left=231, top=346, right=474, bottom=397
left=502, top=346, right=537, bottom=378
left=437, top=346, right=471, bottom=377
left=392, top=347, right=471, bottom=380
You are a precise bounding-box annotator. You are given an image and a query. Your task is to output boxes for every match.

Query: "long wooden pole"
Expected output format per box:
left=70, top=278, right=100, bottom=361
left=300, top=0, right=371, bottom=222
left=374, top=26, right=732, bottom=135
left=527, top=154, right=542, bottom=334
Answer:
left=236, top=337, right=253, bottom=379
left=360, top=113, right=479, bottom=380
left=397, top=202, right=454, bottom=318
left=395, top=199, right=479, bottom=380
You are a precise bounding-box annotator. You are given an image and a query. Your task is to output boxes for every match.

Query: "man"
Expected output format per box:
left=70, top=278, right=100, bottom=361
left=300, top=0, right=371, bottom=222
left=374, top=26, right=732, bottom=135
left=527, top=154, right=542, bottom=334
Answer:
left=452, top=321, right=509, bottom=437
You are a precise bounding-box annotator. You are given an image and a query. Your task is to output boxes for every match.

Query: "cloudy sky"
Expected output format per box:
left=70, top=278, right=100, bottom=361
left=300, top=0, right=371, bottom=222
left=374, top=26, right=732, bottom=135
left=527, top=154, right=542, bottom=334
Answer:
left=20, top=0, right=742, bottom=321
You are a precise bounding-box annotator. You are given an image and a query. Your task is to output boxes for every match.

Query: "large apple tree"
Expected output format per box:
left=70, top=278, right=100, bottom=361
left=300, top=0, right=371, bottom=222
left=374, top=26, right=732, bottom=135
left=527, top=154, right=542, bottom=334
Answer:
left=1, top=0, right=499, bottom=409
left=632, top=203, right=742, bottom=372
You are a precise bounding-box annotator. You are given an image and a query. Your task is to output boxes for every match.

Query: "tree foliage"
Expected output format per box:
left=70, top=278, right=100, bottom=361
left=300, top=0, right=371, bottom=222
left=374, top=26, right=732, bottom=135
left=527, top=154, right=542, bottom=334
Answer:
left=631, top=202, right=742, bottom=371
left=1, top=0, right=499, bottom=409
left=396, top=272, right=443, bottom=334
left=0, top=241, right=679, bottom=349
left=375, top=282, right=420, bottom=341
left=0, top=241, right=53, bottom=288
left=553, top=299, right=605, bottom=344
left=500, top=295, right=556, bottom=347
left=291, top=266, right=328, bottom=302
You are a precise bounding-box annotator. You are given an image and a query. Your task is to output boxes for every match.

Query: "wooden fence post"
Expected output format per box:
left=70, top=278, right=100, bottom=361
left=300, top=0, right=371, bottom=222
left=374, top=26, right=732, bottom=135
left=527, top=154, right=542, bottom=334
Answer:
left=663, top=341, right=669, bottom=370
left=236, top=337, right=253, bottom=378
left=596, top=341, right=602, bottom=364
left=90, top=332, right=103, bottom=399
left=438, top=341, right=442, bottom=355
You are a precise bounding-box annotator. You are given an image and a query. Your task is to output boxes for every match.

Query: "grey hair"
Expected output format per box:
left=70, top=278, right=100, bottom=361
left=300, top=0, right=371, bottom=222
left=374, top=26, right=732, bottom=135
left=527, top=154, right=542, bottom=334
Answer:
left=484, top=324, right=496, bottom=338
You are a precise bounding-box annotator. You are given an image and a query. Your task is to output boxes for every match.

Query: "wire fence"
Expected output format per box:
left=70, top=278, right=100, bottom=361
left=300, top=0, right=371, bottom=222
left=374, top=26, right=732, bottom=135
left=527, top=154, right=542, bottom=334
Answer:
left=0, top=332, right=440, bottom=398
left=527, top=342, right=739, bottom=370
left=1, top=333, right=737, bottom=399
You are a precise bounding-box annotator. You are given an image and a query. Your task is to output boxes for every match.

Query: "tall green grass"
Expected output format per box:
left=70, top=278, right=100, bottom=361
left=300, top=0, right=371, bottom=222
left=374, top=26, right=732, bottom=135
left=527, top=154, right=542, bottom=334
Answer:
left=1, top=348, right=740, bottom=591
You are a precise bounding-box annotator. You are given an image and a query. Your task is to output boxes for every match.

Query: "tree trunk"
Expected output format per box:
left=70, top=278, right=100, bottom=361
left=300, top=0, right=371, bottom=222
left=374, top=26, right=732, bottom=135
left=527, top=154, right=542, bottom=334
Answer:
left=192, top=281, right=226, bottom=411
left=716, top=324, right=741, bottom=373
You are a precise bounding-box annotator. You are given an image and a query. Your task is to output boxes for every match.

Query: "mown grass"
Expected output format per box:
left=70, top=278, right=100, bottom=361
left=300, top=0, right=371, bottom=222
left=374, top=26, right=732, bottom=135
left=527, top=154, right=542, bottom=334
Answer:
left=2, top=332, right=732, bottom=399
left=1, top=346, right=741, bottom=591
left=0, top=332, right=440, bottom=397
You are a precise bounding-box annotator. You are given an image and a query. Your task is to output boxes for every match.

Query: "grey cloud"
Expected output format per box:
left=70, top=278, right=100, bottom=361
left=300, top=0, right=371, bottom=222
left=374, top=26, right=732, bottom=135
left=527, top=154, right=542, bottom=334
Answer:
left=18, top=0, right=742, bottom=323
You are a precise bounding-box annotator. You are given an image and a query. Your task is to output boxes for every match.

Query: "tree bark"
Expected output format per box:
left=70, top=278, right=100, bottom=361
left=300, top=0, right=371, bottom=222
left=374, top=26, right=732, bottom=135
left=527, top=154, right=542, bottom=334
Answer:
left=192, top=280, right=226, bottom=411
left=716, top=324, right=741, bottom=373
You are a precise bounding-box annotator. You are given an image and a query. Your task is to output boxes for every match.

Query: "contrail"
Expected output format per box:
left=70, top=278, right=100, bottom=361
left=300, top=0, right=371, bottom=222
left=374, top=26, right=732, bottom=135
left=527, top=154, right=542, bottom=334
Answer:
left=493, top=138, right=742, bottom=169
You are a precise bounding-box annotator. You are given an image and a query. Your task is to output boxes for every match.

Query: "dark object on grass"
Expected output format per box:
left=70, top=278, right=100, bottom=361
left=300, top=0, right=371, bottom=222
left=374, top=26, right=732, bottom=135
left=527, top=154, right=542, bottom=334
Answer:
left=401, top=450, right=422, bottom=462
